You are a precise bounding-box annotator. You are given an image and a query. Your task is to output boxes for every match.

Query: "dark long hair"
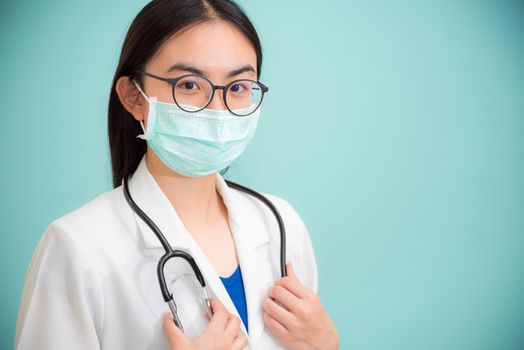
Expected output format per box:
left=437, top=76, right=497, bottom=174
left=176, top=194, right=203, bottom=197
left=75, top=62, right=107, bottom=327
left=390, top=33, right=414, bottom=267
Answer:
left=108, top=0, right=263, bottom=188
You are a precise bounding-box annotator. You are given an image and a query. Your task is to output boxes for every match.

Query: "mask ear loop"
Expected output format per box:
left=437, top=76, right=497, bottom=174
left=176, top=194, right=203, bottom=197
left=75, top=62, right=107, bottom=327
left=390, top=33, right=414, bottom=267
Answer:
left=132, top=80, right=149, bottom=138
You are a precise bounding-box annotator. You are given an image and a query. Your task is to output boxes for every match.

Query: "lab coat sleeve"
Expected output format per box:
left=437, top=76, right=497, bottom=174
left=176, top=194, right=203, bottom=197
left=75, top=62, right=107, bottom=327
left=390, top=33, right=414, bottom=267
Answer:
left=15, top=219, right=104, bottom=350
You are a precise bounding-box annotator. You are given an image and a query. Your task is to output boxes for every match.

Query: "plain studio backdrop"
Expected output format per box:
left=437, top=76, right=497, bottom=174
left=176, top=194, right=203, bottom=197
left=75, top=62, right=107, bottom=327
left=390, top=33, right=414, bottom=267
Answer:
left=1, top=1, right=523, bottom=349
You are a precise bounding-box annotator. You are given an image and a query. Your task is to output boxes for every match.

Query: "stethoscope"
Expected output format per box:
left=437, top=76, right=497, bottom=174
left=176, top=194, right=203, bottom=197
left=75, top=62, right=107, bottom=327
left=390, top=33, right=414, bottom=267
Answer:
left=122, top=174, right=286, bottom=331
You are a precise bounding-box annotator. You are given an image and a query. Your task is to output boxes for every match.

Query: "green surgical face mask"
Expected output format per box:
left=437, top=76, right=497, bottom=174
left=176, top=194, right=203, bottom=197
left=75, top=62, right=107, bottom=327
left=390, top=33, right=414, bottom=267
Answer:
left=133, top=81, right=260, bottom=177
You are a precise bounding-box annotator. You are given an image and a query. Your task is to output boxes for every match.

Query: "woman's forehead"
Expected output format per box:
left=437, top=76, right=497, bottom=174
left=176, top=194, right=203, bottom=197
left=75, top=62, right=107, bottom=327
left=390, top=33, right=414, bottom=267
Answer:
left=147, top=20, right=257, bottom=77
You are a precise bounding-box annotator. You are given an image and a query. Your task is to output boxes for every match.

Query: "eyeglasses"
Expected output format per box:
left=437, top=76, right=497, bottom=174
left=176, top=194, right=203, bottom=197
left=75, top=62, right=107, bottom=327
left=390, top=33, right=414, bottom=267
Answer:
left=134, top=70, right=268, bottom=117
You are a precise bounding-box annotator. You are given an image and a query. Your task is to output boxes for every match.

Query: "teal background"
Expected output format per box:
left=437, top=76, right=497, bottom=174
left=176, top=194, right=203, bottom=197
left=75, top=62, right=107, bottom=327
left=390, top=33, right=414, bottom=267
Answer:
left=1, top=0, right=523, bottom=349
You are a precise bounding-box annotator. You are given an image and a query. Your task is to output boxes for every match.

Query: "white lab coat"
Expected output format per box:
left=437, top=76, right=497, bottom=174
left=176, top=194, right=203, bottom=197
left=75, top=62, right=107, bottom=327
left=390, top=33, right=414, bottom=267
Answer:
left=15, top=155, right=318, bottom=350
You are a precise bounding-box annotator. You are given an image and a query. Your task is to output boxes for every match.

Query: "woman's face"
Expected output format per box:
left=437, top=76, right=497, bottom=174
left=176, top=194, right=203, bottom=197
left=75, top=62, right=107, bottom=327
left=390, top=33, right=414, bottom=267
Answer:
left=135, top=20, right=258, bottom=125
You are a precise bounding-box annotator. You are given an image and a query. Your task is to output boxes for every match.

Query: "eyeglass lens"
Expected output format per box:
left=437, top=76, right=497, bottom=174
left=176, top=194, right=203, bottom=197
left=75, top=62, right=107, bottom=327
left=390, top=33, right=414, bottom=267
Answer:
left=173, top=75, right=262, bottom=116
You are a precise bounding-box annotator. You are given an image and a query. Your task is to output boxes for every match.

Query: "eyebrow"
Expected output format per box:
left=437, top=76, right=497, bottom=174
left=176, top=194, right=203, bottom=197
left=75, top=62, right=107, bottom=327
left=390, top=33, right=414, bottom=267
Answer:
left=166, top=63, right=256, bottom=78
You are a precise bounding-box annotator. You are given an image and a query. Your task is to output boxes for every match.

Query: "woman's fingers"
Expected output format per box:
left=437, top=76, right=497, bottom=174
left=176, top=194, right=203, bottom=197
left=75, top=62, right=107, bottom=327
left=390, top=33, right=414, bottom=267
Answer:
left=262, top=295, right=295, bottom=328
left=163, top=299, right=251, bottom=349
left=261, top=264, right=340, bottom=350
left=162, top=312, right=188, bottom=348
left=268, top=284, right=300, bottom=312
left=262, top=311, right=290, bottom=341
left=231, top=332, right=248, bottom=350
left=208, top=299, right=229, bottom=331
left=275, top=275, right=311, bottom=300
left=224, top=314, right=242, bottom=340
left=210, top=298, right=225, bottom=313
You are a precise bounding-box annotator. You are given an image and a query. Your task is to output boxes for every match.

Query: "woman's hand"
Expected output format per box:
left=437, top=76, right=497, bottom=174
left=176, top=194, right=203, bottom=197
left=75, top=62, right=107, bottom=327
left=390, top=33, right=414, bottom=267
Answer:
left=262, top=263, right=339, bottom=350
left=163, top=298, right=248, bottom=350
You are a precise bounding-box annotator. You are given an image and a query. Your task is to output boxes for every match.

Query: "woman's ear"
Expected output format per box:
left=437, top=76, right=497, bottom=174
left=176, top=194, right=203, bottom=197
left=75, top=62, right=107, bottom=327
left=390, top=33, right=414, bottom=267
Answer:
left=115, top=76, right=146, bottom=122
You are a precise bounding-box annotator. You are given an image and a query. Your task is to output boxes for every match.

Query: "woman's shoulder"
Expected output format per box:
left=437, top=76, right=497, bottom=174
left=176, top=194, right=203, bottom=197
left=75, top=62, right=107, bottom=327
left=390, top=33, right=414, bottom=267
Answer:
left=238, top=189, right=314, bottom=250
left=41, top=186, right=126, bottom=253
left=53, top=185, right=121, bottom=226
left=260, top=193, right=309, bottom=234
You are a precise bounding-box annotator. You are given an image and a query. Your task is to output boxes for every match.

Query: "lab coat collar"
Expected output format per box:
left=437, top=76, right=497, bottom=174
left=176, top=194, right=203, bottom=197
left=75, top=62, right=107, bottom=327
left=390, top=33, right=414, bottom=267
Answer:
left=126, top=155, right=275, bottom=347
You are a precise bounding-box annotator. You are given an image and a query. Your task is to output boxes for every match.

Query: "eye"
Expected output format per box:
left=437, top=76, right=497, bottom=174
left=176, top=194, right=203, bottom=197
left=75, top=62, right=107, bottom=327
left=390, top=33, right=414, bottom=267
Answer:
left=230, top=83, right=242, bottom=93
left=229, top=82, right=250, bottom=94
left=178, top=81, right=199, bottom=90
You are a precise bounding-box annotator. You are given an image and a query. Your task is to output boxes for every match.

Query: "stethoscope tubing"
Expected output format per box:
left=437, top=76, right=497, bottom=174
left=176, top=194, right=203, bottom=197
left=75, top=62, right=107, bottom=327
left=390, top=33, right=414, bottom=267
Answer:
left=122, top=174, right=287, bottom=305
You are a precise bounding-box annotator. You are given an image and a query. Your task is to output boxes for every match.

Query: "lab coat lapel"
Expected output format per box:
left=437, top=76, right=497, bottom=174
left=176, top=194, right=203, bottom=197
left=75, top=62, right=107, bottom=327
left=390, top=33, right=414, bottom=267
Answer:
left=217, top=175, right=276, bottom=347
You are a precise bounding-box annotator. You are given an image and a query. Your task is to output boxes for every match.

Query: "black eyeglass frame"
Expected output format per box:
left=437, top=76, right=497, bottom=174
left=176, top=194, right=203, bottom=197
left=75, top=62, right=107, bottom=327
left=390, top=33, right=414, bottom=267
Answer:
left=133, top=70, right=268, bottom=117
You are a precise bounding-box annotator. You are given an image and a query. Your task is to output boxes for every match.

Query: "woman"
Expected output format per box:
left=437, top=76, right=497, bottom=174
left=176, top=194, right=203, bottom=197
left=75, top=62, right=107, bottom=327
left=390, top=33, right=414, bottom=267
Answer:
left=15, top=0, right=339, bottom=349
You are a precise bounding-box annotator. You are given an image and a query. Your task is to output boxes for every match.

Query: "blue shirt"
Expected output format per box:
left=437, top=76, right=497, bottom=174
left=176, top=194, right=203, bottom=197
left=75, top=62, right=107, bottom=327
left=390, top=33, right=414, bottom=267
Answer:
left=220, top=265, right=249, bottom=332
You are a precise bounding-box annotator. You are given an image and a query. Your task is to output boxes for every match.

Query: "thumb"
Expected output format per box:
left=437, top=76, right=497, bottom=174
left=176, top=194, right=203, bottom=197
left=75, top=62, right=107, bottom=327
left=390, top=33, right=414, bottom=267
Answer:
left=162, top=312, right=187, bottom=347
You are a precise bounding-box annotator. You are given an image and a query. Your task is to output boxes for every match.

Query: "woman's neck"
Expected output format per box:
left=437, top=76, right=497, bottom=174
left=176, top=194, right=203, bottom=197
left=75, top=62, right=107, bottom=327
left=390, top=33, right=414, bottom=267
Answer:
left=145, top=149, right=223, bottom=226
